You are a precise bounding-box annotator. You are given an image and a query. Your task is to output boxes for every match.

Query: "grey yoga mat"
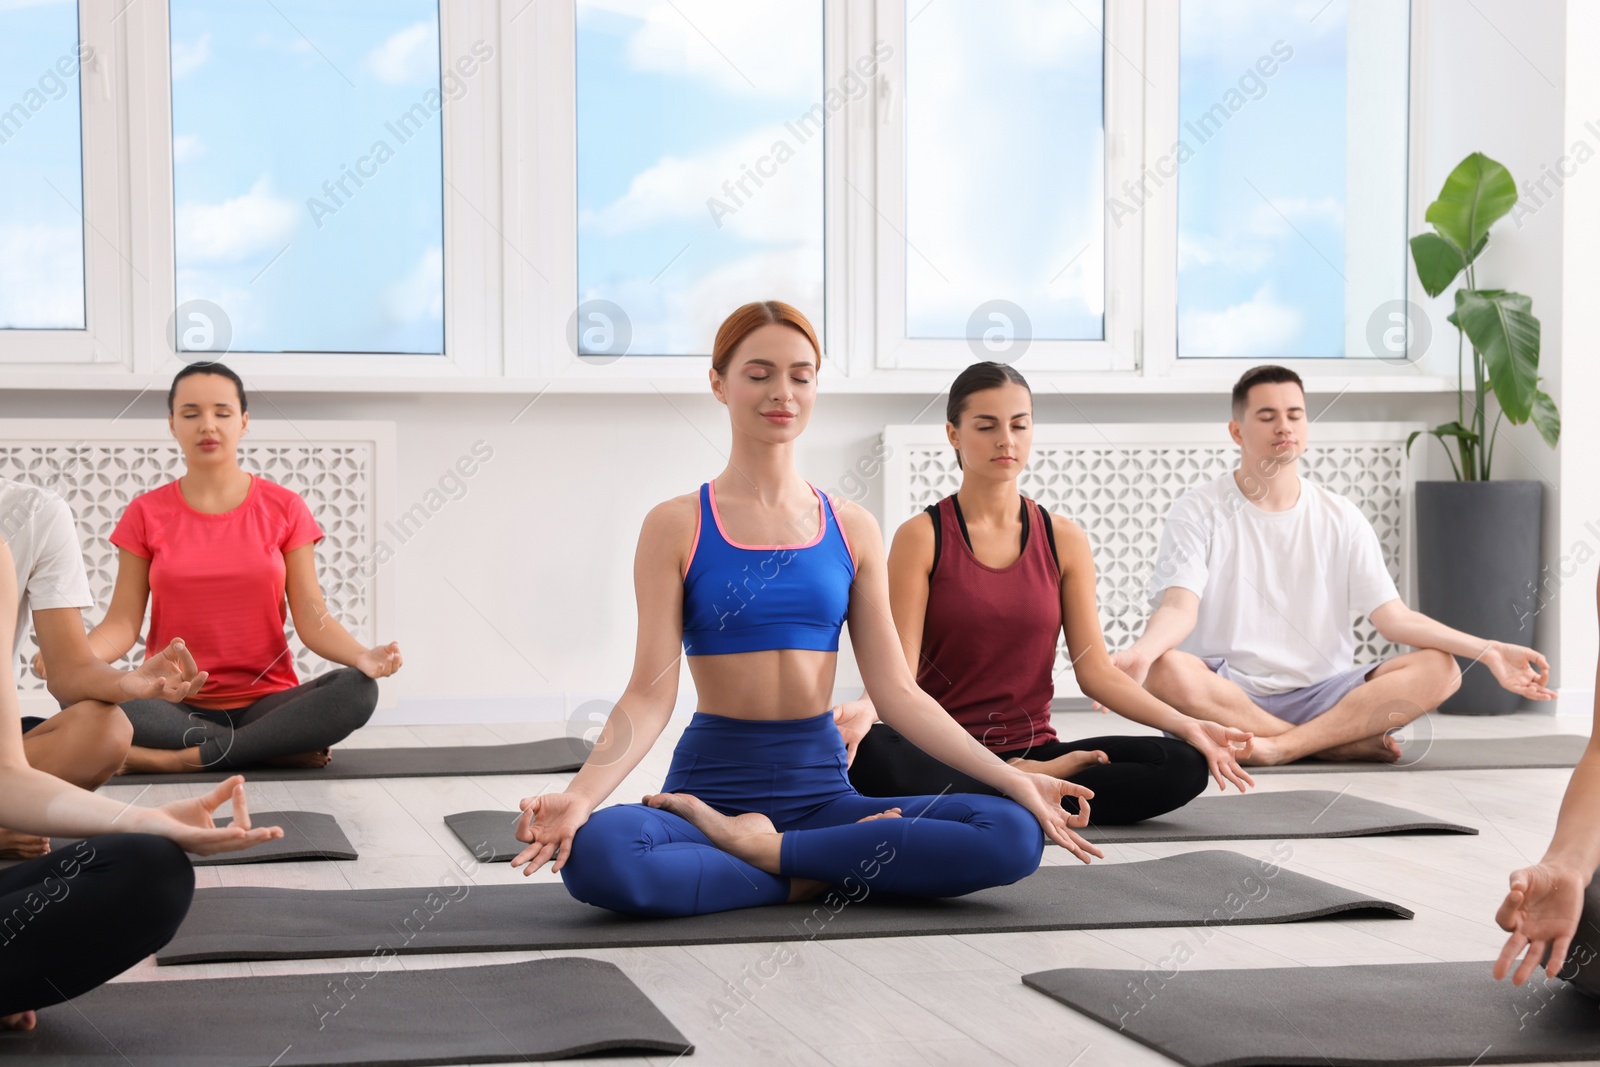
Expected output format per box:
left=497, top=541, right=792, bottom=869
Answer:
left=1023, top=960, right=1600, bottom=1066
left=10, top=957, right=691, bottom=1065
left=110, top=735, right=592, bottom=785
left=156, top=849, right=1410, bottom=965
left=1080, top=790, right=1477, bottom=844
left=51, top=810, right=357, bottom=865
left=1257, top=732, right=1589, bottom=773
left=443, top=791, right=1476, bottom=860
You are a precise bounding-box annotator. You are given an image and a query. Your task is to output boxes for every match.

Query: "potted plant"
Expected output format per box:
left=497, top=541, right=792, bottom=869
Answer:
left=1407, top=151, right=1560, bottom=713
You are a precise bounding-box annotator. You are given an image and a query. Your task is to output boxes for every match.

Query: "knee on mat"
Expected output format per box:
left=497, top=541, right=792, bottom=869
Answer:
left=1424, top=649, right=1463, bottom=704
left=559, top=813, right=662, bottom=915
left=331, top=668, right=380, bottom=730
left=1169, top=739, right=1212, bottom=800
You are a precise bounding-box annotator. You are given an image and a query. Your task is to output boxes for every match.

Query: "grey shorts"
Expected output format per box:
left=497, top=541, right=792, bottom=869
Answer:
left=1203, top=658, right=1382, bottom=726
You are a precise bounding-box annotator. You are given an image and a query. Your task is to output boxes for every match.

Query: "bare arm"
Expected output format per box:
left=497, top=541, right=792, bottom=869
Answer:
left=512, top=497, right=692, bottom=873
left=284, top=545, right=400, bottom=678
left=78, top=548, right=150, bottom=665
left=1114, top=586, right=1202, bottom=684
left=1056, top=518, right=1253, bottom=791
left=0, top=540, right=276, bottom=853
left=832, top=512, right=932, bottom=740
left=35, top=605, right=209, bottom=707
left=838, top=500, right=1102, bottom=861
left=1370, top=600, right=1553, bottom=701
left=1492, top=574, right=1600, bottom=985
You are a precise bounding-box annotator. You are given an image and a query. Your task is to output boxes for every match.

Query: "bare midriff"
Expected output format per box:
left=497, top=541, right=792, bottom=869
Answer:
left=685, top=648, right=838, bottom=720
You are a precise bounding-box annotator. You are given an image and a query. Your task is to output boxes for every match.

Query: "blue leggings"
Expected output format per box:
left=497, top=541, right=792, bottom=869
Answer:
left=560, top=710, right=1044, bottom=917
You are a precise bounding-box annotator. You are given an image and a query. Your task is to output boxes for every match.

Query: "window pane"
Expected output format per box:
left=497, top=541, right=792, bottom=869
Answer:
left=576, top=0, right=823, bottom=357
left=1177, top=0, right=1409, bottom=359
left=170, top=0, right=445, bottom=354
left=905, top=1, right=1104, bottom=341
left=0, top=1, right=85, bottom=330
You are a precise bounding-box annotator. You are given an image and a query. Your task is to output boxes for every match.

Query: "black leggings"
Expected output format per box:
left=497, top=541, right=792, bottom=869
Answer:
left=849, top=724, right=1210, bottom=825
left=121, top=667, right=378, bottom=770
left=0, top=834, right=194, bottom=1016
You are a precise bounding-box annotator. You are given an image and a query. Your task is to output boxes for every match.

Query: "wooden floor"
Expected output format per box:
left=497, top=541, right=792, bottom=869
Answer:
left=103, top=709, right=1595, bottom=1067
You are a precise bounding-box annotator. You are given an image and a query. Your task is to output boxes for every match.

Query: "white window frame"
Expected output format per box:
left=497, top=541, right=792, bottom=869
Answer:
left=117, top=0, right=498, bottom=380
left=868, top=0, right=1144, bottom=374
left=1138, top=0, right=1435, bottom=382
left=0, top=2, right=129, bottom=368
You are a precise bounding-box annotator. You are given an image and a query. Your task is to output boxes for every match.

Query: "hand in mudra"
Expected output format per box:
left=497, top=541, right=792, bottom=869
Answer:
left=356, top=641, right=403, bottom=679
left=511, top=792, right=593, bottom=876
left=118, top=638, right=209, bottom=702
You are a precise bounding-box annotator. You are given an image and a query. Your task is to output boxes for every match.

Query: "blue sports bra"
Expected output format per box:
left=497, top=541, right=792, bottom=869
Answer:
left=681, top=481, right=856, bottom=656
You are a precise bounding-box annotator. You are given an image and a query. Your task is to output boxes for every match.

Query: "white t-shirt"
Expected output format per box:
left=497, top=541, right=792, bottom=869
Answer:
left=1146, top=472, right=1400, bottom=696
left=0, top=480, right=95, bottom=662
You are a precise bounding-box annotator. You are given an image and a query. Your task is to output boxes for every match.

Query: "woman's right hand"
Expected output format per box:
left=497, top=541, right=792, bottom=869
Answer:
left=511, top=792, right=594, bottom=876
left=143, top=776, right=285, bottom=856
left=1007, top=771, right=1105, bottom=865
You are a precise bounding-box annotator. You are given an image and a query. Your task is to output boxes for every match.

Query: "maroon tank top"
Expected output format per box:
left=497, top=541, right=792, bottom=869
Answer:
left=916, top=495, right=1061, bottom=752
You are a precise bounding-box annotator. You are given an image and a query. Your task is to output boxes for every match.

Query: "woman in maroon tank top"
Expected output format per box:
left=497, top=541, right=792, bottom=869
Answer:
left=838, top=363, right=1256, bottom=824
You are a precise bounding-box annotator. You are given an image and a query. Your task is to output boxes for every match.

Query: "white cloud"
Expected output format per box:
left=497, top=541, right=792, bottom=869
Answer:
left=386, top=246, right=443, bottom=325
left=365, top=22, right=438, bottom=86
left=1245, top=195, right=1343, bottom=238
left=1179, top=0, right=1339, bottom=66
left=172, top=134, right=205, bottom=164
left=581, top=0, right=820, bottom=99
left=170, top=33, right=212, bottom=79
left=175, top=176, right=298, bottom=264
left=0, top=223, right=83, bottom=328
left=1179, top=285, right=1303, bottom=359
left=581, top=123, right=822, bottom=245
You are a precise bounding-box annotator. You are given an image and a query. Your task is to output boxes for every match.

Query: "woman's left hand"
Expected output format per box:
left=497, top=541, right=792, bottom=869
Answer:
left=356, top=641, right=403, bottom=679
left=1008, top=771, right=1105, bottom=865
left=1179, top=719, right=1256, bottom=793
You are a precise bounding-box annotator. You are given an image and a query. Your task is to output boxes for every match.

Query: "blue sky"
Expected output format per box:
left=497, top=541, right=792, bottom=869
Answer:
left=168, top=0, right=444, bottom=353
left=0, top=0, right=84, bottom=329
left=576, top=0, right=824, bottom=356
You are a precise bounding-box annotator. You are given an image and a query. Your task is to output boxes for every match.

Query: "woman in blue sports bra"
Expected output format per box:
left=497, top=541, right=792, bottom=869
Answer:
left=511, top=301, right=1100, bottom=917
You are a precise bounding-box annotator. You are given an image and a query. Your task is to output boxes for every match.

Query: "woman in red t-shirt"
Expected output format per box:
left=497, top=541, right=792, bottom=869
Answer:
left=85, top=364, right=402, bottom=774
left=834, top=362, right=1254, bottom=824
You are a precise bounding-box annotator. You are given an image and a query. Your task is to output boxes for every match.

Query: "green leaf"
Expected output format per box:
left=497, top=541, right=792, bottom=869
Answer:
left=1467, top=233, right=1489, bottom=264
left=1530, top=388, right=1561, bottom=448
left=1453, top=289, right=1540, bottom=422
left=1405, top=422, right=1479, bottom=455
left=1425, top=153, right=1518, bottom=253
left=1410, top=233, right=1465, bottom=297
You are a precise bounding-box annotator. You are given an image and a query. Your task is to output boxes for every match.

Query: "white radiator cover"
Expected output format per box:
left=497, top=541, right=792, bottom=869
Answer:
left=0, top=420, right=394, bottom=703
left=882, top=422, right=1424, bottom=698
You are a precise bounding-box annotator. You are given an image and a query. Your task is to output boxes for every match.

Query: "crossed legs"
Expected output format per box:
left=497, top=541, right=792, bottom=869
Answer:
left=1145, top=649, right=1461, bottom=766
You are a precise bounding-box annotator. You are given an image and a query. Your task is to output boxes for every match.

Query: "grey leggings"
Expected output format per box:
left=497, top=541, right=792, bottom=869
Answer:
left=121, top=667, right=378, bottom=770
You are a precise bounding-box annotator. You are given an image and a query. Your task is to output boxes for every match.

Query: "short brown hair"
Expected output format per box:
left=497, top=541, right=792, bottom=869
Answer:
left=1231, top=365, right=1304, bottom=418
left=711, top=301, right=821, bottom=377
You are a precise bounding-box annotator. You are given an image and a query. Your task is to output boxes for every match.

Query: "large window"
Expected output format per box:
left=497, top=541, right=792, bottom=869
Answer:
left=1176, top=0, right=1409, bottom=360
left=169, top=0, right=446, bottom=354
left=574, top=0, right=824, bottom=357
left=0, top=0, right=86, bottom=330
left=904, top=0, right=1104, bottom=342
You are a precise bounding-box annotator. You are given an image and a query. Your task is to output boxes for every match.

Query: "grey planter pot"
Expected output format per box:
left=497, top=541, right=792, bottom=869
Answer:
left=1413, top=480, right=1543, bottom=715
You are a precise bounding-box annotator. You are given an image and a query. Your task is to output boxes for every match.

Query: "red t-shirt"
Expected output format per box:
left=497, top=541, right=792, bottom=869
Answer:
left=111, top=477, right=324, bottom=710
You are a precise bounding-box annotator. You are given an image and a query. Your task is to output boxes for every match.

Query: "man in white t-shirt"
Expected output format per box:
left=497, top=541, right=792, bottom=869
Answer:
left=1112, top=365, right=1554, bottom=765
left=1, top=478, right=208, bottom=856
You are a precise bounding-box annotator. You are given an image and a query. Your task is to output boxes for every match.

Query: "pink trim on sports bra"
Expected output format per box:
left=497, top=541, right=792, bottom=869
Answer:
left=682, top=496, right=703, bottom=580
left=707, top=480, right=826, bottom=551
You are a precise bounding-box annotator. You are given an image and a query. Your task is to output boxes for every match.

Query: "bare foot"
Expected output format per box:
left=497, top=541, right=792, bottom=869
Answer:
left=645, top=792, right=785, bottom=873
left=1009, top=751, right=1108, bottom=778
left=261, top=748, right=332, bottom=769
left=1242, top=735, right=1291, bottom=767
left=1, top=1010, right=36, bottom=1032
left=0, top=829, right=49, bottom=861
left=1312, top=732, right=1403, bottom=763
left=856, top=807, right=902, bottom=822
